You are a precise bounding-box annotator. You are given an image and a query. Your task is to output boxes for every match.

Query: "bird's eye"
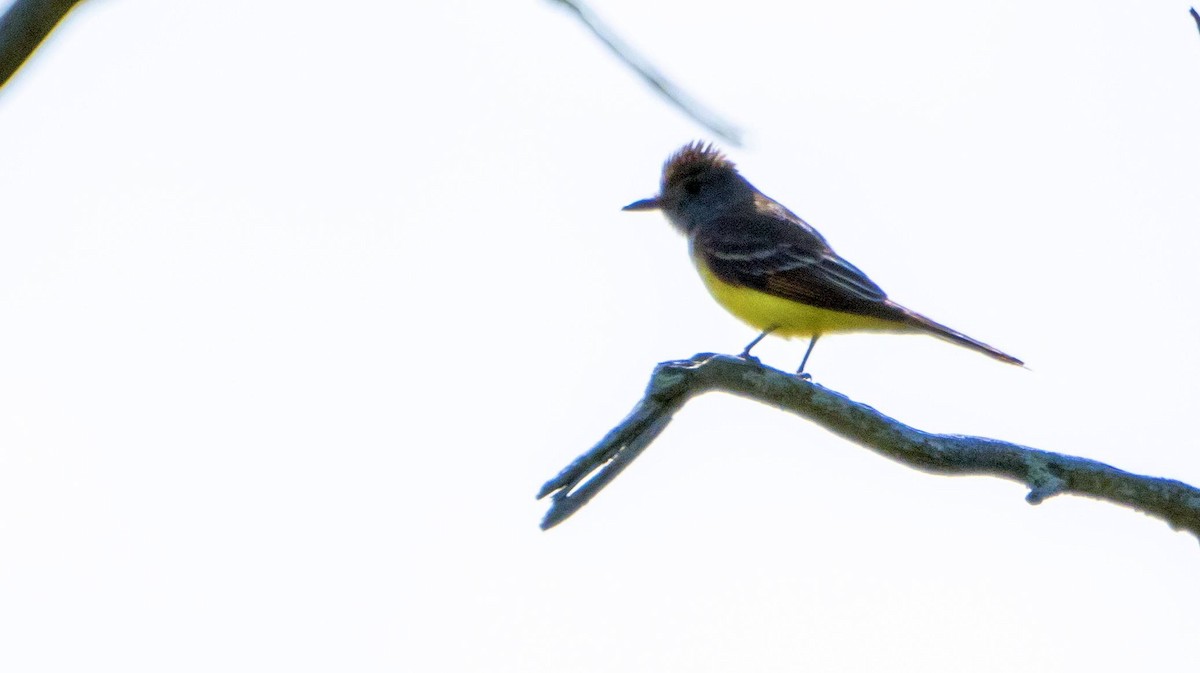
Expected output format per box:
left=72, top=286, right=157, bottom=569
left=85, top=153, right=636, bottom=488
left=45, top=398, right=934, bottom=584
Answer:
left=683, top=180, right=702, bottom=195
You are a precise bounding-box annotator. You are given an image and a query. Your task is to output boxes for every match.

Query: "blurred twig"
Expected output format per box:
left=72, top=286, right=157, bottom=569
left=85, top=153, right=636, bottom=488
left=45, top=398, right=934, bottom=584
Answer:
left=0, top=0, right=85, bottom=94
left=1191, top=7, right=1200, bottom=37
left=539, top=353, right=1200, bottom=540
left=548, top=0, right=743, bottom=146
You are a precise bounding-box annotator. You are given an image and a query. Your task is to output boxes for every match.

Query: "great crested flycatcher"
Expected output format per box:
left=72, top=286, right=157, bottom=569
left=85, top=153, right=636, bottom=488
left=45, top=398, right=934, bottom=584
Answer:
left=623, top=142, right=1022, bottom=373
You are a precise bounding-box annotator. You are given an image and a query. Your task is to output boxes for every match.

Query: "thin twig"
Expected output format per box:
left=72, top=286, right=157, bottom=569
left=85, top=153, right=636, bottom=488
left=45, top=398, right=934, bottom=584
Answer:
left=548, top=0, right=743, bottom=146
left=538, top=353, right=1200, bottom=538
left=1191, top=7, right=1200, bottom=37
left=0, top=0, right=85, bottom=94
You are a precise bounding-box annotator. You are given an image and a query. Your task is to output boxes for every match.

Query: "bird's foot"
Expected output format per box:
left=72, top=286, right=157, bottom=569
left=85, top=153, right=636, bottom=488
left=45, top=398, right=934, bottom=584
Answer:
left=737, top=350, right=762, bottom=365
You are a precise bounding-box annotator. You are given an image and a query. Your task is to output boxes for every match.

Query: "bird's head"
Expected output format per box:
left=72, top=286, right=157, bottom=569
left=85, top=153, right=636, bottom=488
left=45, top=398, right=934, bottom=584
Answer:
left=623, top=142, right=753, bottom=234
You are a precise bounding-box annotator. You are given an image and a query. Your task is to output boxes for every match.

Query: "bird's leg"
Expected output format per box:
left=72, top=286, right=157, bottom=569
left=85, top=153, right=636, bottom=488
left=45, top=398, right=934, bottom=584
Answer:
left=796, top=334, right=820, bottom=379
left=739, top=326, right=777, bottom=361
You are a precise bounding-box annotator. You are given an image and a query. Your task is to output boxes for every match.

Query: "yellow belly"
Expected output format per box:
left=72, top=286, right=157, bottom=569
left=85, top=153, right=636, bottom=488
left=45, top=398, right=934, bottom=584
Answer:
left=694, top=258, right=907, bottom=337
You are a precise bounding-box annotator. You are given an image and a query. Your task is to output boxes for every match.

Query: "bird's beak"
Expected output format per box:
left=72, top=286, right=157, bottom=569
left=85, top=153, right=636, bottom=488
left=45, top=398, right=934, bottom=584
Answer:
left=622, top=197, right=661, bottom=211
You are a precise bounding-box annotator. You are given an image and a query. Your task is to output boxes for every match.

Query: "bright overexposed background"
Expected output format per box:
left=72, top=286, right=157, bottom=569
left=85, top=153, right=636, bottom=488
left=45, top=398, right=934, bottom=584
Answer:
left=2, top=1, right=1199, bottom=670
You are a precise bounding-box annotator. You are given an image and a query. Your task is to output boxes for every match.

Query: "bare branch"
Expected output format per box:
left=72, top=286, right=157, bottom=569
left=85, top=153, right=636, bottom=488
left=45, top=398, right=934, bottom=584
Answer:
left=0, top=0, right=85, bottom=94
left=1191, top=7, right=1200, bottom=37
left=548, top=0, right=743, bottom=146
left=538, top=353, right=1200, bottom=538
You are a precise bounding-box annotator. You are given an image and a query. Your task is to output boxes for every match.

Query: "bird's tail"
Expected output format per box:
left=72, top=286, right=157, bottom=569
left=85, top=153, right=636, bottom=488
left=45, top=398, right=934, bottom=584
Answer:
left=891, top=303, right=1023, bottom=366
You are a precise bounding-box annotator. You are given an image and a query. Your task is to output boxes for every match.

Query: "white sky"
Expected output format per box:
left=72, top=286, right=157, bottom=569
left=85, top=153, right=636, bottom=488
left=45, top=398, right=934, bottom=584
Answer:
left=1, top=0, right=1199, bottom=670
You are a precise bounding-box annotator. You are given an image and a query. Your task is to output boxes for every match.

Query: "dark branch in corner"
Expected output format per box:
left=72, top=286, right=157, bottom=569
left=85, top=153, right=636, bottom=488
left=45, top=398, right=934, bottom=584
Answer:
left=0, top=0, right=85, bottom=94
left=538, top=353, right=1200, bottom=539
left=548, top=0, right=743, bottom=147
left=1191, top=8, right=1200, bottom=37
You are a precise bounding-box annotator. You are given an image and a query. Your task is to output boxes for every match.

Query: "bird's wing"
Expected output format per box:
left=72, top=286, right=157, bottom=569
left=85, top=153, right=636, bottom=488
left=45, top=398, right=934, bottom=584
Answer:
left=693, top=211, right=903, bottom=319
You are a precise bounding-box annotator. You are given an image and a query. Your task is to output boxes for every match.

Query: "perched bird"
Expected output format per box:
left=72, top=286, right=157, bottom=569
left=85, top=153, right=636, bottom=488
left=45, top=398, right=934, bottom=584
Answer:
left=623, top=142, right=1022, bottom=373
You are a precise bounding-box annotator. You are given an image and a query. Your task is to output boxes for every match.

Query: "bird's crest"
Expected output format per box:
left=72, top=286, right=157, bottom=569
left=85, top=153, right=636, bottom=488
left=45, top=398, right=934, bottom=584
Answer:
left=662, top=141, right=736, bottom=190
